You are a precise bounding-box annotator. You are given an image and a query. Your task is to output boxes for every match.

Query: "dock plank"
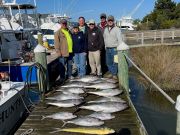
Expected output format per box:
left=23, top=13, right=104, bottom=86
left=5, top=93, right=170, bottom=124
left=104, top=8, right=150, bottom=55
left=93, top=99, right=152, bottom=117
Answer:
left=15, top=88, right=141, bottom=135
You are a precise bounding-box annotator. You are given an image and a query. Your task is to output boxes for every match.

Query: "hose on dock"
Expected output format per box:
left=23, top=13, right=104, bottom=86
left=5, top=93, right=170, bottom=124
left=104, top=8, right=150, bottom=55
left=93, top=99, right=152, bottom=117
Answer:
left=25, top=62, right=47, bottom=102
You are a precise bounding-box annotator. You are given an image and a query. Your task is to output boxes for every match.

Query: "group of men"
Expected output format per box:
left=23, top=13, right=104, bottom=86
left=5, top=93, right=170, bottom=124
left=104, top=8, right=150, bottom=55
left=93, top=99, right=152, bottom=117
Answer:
left=54, top=13, right=123, bottom=82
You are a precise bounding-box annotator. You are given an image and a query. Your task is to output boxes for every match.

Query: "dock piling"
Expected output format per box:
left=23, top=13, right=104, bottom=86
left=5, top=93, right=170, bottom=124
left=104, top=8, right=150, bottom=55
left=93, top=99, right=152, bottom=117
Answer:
left=117, top=42, right=130, bottom=95
left=176, top=95, right=180, bottom=135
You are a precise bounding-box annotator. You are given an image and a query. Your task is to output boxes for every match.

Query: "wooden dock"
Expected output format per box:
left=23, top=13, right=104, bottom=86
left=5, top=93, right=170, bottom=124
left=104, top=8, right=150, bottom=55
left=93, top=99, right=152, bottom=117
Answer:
left=15, top=86, right=142, bottom=135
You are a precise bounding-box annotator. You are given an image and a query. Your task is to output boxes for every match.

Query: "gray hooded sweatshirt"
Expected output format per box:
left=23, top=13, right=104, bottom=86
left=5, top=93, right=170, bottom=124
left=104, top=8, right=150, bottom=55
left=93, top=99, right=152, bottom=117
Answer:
left=103, top=26, right=123, bottom=48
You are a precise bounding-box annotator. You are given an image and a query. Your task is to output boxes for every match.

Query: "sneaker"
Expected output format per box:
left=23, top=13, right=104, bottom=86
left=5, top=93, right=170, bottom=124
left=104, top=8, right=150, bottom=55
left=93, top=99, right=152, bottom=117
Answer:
left=90, top=73, right=96, bottom=76
left=112, top=75, right=118, bottom=80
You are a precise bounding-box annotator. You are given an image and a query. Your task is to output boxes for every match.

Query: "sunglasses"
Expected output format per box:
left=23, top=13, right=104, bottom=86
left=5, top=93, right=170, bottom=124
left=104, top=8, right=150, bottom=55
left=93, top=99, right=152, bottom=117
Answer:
left=89, top=23, right=95, bottom=25
left=108, top=20, right=113, bottom=22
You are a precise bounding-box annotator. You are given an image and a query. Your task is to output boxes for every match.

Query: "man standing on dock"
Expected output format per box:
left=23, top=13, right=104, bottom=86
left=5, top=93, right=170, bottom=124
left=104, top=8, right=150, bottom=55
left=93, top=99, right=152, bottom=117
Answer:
left=78, top=16, right=90, bottom=75
left=54, top=19, right=73, bottom=82
left=103, top=15, right=123, bottom=80
left=97, top=13, right=108, bottom=75
left=88, top=19, right=104, bottom=77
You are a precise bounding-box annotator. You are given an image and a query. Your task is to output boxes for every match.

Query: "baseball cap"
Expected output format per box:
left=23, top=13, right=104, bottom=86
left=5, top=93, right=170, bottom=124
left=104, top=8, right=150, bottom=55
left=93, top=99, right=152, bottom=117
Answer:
left=100, top=13, right=106, bottom=18
left=89, top=19, right=95, bottom=24
left=107, top=15, right=114, bottom=21
left=73, top=23, right=79, bottom=28
left=60, top=19, right=67, bottom=24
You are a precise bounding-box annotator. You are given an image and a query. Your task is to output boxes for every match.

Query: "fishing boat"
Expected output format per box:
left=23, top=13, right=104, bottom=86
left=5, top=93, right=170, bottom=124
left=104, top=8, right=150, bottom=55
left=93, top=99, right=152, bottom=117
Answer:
left=33, top=13, right=71, bottom=46
left=118, top=16, right=135, bottom=31
left=0, top=81, right=29, bottom=135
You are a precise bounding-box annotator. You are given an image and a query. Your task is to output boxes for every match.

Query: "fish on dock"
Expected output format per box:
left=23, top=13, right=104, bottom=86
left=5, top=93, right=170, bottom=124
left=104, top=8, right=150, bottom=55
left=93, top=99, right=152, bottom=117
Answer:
left=80, top=102, right=128, bottom=113
left=56, top=88, right=85, bottom=94
left=47, top=99, right=84, bottom=108
left=61, top=81, right=90, bottom=88
left=71, top=76, right=99, bottom=83
left=88, top=89, right=123, bottom=97
left=61, top=116, right=104, bottom=127
left=41, top=112, right=77, bottom=120
left=88, top=112, right=115, bottom=120
left=46, top=93, right=83, bottom=101
left=84, top=82, right=117, bottom=89
left=101, top=78, right=118, bottom=84
left=87, top=96, right=126, bottom=103
left=50, top=127, right=115, bottom=134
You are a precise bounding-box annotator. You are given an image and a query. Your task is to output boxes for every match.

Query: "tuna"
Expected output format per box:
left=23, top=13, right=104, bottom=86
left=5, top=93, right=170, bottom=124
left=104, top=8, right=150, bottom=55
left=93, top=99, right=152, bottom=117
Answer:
left=101, top=78, right=118, bottom=84
left=71, top=76, right=99, bottom=83
left=87, top=96, right=126, bottom=103
left=61, top=81, right=90, bottom=88
left=47, top=99, right=83, bottom=108
left=88, top=112, right=115, bottom=120
left=41, top=112, right=77, bottom=120
left=62, top=116, right=104, bottom=127
left=88, top=89, right=123, bottom=97
left=46, top=93, right=83, bottom=101
left=80, top=102, right=128, bottom=113
left=84, top=82, right=117, bottom=89
left=56, top=88, right=85, bottom=94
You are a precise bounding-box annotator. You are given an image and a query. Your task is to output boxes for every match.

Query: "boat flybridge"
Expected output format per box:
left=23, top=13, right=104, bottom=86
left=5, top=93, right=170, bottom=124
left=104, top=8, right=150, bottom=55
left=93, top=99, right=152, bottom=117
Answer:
left=0, top=0, right=38, bottom=30
left=34, top=13, right=72, bottom=46
left=118, top=16, right=135, bottom=31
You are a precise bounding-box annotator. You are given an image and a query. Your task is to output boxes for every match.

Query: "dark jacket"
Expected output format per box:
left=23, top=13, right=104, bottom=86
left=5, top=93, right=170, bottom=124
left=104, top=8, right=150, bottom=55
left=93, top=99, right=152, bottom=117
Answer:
left=79, top=24, right=88, bottom=52
left=88, top=26, right=104, bottom=51
left=72, top=31, right=87, bottom=53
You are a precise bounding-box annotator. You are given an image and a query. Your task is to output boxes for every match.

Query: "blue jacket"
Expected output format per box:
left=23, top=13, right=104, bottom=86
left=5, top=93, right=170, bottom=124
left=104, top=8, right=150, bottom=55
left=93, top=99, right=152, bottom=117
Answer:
left=72, top=31, right=87, bottom=53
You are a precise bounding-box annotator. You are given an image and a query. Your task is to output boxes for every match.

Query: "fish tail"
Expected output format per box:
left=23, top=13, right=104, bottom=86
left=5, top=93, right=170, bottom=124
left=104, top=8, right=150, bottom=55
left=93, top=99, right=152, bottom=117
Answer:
left=61, top=120, right=68, bottom=128
left=49, top=128, right=62, bottom=134
left=41, top=115, right=46, bottom=120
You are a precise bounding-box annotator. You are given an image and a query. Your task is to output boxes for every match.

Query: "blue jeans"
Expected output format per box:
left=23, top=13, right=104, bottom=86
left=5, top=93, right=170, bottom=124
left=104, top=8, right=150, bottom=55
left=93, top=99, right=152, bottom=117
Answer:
left=74, top=53, right=86, bottom=77
left=106, top=48, right=118, bottom=75
left=59, top=54, right=73, bottom=79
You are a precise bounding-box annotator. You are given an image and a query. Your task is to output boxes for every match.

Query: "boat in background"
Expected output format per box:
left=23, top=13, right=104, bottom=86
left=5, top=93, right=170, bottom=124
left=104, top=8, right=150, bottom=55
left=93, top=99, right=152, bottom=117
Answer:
left=33, top=13, right=71, bottom=46
left=118, top=16, right=135, bottom=31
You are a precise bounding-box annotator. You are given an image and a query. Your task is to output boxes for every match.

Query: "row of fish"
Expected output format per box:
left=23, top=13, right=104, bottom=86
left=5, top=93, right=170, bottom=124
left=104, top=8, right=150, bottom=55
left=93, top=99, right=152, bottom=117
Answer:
left=43, top=76, right=128, bottom=134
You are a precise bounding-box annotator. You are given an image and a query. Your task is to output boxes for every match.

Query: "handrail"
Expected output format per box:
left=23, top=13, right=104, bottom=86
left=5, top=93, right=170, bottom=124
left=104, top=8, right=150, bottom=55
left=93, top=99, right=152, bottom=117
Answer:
left=124, top=53, right=176, bottom=105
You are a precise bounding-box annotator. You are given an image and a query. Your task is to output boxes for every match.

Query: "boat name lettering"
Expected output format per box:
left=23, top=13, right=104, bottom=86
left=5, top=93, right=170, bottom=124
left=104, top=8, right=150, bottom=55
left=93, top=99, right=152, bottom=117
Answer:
left=0, top=97, right=22, bottom=124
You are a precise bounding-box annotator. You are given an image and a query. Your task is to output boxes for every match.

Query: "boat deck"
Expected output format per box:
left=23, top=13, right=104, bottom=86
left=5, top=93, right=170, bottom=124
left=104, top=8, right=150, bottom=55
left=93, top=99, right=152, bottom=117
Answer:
left=15, top=87, right=142, bottom=135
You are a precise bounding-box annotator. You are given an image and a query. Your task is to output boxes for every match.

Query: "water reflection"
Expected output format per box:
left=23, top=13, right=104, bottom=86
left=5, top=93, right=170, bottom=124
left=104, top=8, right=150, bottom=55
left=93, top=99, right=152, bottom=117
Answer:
left=130, top=76, right=178, bottom=135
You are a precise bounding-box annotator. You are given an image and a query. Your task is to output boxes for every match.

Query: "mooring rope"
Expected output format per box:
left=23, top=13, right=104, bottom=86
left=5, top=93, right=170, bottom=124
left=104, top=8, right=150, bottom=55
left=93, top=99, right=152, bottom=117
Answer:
left=20, top=128, right=34, bottom=135
left=124, top=53, right=176, bottom=104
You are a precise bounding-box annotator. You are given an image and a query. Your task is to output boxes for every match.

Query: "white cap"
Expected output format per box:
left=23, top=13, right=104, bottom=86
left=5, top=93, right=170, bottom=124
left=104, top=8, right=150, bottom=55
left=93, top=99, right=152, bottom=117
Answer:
left=89, top=19, right=95, bottom=24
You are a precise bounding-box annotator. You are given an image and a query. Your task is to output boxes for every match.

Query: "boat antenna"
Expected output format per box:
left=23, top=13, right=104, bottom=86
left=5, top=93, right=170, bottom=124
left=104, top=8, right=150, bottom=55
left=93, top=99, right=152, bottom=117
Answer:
left=8, top=59, right=11, bottom=89
left=34, top=0, right=36, bottom=7
left=128, top=0, right=144, bottom=17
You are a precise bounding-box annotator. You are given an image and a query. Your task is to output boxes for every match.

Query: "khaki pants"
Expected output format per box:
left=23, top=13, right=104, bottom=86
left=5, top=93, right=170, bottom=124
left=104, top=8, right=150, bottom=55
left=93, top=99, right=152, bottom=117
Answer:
left=88, top=50, right=102, bottom=75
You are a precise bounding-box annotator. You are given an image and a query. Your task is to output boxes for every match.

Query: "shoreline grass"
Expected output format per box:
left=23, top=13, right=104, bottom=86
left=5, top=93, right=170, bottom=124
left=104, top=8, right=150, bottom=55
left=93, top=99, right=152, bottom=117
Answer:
left=129, top=46, right=180, bottom=91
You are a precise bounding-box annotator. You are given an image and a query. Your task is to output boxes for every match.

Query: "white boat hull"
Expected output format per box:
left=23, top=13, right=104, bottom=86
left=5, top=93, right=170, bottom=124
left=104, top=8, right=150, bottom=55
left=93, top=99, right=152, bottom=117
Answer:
left=0, top=82, right=28, bottom=135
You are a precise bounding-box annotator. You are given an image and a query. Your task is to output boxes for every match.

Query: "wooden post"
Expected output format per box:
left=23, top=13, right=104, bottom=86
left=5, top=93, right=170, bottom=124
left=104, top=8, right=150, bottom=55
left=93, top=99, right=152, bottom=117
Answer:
left=37, top=33, right=43, bottom=45
left=34, top=45, right=49, bottom=101
left=176, top=95, right=180, bottom=135
left=141, top=32, right=144, bottom=46
left=172, top=30, right=175, bottom=40
left=117, top=48, right=129, bottom=95
left=154, top=31, right=157, bottom=41
left=161, top=31, right=164, bottom=44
